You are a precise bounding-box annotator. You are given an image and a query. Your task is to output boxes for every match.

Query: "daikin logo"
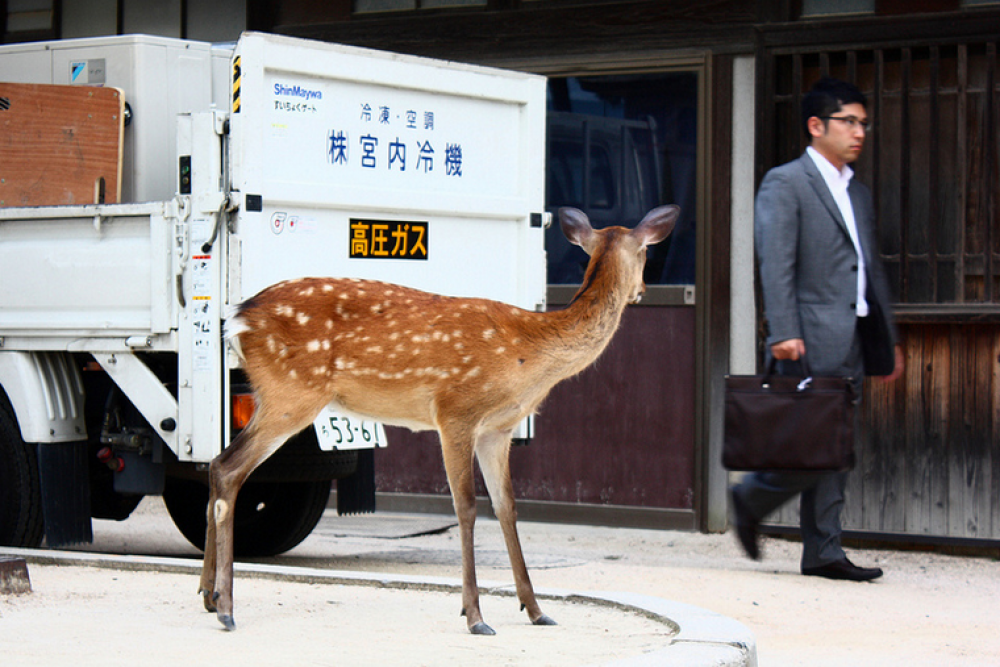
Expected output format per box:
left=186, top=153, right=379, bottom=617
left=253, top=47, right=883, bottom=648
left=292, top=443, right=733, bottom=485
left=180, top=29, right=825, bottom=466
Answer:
left=273, top=82, right=322, bottom=101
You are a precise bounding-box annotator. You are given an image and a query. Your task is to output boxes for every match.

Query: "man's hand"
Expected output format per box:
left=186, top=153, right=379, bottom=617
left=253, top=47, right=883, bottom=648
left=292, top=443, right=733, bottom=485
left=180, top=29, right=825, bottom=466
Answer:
left=880, top=345, right=905, bottom=383
left=771, top=338, right=806, bottom=360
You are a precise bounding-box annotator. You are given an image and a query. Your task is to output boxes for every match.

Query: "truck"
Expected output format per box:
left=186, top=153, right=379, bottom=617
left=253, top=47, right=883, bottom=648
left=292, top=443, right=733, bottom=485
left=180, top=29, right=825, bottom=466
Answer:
left=0, top=32, right=547, bottom=556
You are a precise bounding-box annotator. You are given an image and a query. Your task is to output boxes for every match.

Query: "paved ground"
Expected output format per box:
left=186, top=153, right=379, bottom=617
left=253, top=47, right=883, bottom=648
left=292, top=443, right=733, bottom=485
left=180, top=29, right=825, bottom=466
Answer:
left=3, top=497, right=999, bottom=665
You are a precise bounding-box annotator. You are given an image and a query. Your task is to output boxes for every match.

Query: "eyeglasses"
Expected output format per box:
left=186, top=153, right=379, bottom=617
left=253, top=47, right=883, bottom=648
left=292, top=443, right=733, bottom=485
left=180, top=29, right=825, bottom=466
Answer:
left=818, top=116, right=873, bottom=133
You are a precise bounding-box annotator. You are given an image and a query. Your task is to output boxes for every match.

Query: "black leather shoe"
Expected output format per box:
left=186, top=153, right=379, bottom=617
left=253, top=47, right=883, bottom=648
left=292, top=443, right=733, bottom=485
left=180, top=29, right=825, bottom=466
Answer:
left=730, top=489, right=760, bottom=560
left=802, top=558, right=883, bottom=581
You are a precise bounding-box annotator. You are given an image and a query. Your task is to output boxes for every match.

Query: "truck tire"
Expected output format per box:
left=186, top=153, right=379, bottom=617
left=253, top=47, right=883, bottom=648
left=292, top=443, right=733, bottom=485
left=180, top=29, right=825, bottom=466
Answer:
left=0, top=393, right=44, bottom=548
left=249, top=429, right=359, bottom=482
left=163, top=477, right=331, bottom=558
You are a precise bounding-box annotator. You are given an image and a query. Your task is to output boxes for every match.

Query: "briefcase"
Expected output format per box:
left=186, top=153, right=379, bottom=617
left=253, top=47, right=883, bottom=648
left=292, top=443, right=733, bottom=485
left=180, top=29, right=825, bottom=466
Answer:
left=723, top=359, right=858, bottom=472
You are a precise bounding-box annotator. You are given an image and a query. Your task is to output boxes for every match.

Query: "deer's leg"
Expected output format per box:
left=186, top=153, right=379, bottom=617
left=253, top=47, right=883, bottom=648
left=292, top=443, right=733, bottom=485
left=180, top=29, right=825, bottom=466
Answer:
left=439, top=428, right=493, bottom=635
left=476, top=429, right=555, bottom=627
left=199, top=428, right=255, bottom=613
left=203, top=419, right=296, bottom=631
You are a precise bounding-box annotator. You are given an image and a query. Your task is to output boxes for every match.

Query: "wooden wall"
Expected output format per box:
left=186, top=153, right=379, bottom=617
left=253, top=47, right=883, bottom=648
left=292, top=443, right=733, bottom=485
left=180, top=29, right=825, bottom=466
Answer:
left=769, top=322, right=1000, bottom=541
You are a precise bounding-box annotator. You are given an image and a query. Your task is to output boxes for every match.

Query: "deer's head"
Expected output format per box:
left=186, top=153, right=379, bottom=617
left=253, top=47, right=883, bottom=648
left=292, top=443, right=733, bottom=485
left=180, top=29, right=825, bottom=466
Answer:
left=559, top=205, right=679, bottom=304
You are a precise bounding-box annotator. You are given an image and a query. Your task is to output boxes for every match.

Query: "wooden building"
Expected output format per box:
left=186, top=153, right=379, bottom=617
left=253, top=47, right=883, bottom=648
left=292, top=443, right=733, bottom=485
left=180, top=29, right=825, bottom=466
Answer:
left=5, top=0, right=998, bottom=544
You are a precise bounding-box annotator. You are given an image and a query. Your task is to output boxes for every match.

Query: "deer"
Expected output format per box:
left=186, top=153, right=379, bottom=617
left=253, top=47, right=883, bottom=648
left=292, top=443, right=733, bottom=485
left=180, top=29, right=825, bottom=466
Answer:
left=200, top=204, right=679, bottom=634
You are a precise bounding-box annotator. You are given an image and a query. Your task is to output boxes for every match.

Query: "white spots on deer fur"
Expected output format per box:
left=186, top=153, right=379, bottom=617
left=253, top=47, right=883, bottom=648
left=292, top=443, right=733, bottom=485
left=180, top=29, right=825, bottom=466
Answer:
left=297, top=312, right=311, bottom=325
left=322, top=340, right=331, bottom=351
left=335, top=357, right=358, bottom=371
left=298, top=287, right=315, bottom=297
left=462, top=355, right=473, bottom=364
left=366, top=345, right=383, bottom=355
left=306, top=340, right=321, bottom=353
left=266, top=335, right=277, bottom=353
left=322, top=283, right=335, bottom=293
left=312, top=366, right=328, bottom=376
left=274, top=304, right=295, bottom=318
left=495, top=346, right=506, bottom=355
left=465, top=366, right=481, bottom=379
left=326, top=319, right=334, bottom=330
left=483, top=329, right=496, bottom=340
left=289, top=369, right=298, bottom=379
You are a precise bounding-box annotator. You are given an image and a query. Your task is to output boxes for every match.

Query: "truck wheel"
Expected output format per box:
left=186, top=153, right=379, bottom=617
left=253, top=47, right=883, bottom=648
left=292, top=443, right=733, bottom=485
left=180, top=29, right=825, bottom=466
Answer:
left=163, top=477, right=331, bottom=558
left=0, top=394, right=44, bottom=548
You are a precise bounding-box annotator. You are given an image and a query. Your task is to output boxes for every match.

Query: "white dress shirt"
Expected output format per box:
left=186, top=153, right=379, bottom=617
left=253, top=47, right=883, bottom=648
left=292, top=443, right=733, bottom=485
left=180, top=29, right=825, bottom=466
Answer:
left=807, top=146, right=869, bottom=317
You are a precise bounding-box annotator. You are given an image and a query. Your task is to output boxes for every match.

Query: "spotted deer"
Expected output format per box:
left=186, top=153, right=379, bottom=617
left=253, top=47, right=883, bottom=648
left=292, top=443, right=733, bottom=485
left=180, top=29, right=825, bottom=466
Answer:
left=201, top=204, right=679, bottom=633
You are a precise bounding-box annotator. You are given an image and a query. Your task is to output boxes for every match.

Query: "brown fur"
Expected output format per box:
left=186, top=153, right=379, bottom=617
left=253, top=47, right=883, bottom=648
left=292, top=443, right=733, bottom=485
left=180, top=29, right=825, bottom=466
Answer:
left=200, top=205, right=679, bottom=633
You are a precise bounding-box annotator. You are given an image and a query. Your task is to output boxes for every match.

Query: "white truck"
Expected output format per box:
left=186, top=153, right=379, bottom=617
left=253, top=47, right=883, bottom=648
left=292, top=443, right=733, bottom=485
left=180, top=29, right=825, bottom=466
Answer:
left=0, top=32, right=547, bottom=555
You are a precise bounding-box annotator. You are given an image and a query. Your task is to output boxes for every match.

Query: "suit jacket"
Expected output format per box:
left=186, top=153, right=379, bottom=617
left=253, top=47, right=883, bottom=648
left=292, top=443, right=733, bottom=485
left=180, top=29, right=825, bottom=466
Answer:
left=755, top=152, right=898, bottom=377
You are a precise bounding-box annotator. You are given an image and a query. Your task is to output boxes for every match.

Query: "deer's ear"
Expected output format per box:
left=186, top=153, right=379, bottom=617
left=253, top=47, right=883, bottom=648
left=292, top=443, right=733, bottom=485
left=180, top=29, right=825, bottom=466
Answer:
left=559, top=207, right=597, bottom=251
left=633, top=205, right=679, bottom=247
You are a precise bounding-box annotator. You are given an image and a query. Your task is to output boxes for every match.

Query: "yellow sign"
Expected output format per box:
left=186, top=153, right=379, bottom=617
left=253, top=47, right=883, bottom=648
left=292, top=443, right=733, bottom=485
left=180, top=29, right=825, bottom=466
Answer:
left=349, top=219, right=428, bottom=260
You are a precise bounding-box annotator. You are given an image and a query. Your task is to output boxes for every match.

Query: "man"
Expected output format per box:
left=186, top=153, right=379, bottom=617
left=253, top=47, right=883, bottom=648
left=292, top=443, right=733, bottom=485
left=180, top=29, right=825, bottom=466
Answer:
left=730, top=77, right=904, bottom=581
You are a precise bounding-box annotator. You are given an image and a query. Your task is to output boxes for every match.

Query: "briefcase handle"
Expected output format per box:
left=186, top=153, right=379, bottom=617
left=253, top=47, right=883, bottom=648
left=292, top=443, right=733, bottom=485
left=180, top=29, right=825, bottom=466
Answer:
left=762, top=355, right=814, bottom=390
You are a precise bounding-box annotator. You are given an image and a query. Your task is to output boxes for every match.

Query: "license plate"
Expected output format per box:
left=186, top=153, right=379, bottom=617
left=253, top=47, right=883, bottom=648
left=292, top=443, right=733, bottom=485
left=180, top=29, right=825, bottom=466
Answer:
left=312, top=406, right=387, bottom=451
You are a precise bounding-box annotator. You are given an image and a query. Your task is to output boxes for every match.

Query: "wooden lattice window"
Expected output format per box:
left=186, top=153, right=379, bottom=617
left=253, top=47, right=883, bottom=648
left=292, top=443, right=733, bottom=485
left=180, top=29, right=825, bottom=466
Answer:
left=763, top=42, right=999, bottom=313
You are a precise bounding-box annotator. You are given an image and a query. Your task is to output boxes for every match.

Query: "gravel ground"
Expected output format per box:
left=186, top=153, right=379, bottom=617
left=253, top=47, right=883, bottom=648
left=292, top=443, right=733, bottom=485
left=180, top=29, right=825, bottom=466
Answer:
left=3, top=497, right=999, bottom=666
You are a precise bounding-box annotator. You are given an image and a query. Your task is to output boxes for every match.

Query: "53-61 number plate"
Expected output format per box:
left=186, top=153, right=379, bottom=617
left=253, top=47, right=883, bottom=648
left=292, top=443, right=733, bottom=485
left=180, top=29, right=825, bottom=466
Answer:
left=312, top=405, right=387, bottom=451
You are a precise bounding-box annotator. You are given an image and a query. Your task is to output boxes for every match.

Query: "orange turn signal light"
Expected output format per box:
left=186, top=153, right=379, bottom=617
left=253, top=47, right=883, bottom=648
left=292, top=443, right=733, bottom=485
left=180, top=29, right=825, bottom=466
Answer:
left=232, top=394, right=255, bottom=430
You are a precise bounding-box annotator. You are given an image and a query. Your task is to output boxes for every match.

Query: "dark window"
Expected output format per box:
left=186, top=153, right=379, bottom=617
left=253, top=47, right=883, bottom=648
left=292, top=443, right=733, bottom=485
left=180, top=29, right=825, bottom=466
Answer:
left=545, top=73, right=699, bottom=286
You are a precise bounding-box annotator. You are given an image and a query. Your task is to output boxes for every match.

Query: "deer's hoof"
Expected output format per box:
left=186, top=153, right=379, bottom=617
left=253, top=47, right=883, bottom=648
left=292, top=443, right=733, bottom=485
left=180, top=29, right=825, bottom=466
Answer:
left=532, top=614, right=558, bottom=626
left=218, top=613, right=236, bottom=631
left=469, top=621, right=496, bottom=636
left=199, top=589, right=217, bottom=613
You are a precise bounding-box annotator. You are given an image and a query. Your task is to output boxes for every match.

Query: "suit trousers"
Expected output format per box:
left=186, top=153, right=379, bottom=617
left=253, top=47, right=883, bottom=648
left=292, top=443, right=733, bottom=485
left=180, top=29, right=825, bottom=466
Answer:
left=732, top=321, right=865, bottom=570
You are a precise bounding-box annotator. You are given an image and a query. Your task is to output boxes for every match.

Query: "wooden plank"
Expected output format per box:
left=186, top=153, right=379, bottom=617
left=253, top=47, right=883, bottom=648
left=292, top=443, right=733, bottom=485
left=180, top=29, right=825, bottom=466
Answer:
left=0, top=557, right=31, bottom=595
left=991, top=329, right=1000, bottom=537
left=926, top=325, right=951, bottom=536
left=0, top=82, right=123, bottom=207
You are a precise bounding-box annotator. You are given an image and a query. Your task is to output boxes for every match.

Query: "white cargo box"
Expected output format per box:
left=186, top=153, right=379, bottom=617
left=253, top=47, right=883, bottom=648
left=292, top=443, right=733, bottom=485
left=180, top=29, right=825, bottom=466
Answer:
left=228, top=33, right=548, bottom=310
left=0, top=34, right=230, bottom=203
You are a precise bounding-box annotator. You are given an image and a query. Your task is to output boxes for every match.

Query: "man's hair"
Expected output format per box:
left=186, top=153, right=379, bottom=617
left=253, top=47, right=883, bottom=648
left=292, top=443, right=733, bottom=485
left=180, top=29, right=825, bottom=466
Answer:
left=801, top=77, right=867, bottom=136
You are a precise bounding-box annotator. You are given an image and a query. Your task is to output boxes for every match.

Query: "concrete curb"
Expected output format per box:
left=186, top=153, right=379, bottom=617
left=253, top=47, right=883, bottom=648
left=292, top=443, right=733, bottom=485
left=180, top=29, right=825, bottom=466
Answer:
left=2, top=547, right=757, bottom=666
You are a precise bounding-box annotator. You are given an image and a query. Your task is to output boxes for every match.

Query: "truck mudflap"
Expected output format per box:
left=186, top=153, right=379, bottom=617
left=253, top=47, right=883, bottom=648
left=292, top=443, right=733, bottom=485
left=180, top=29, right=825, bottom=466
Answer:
left=36, top=441, right=93, bottom=547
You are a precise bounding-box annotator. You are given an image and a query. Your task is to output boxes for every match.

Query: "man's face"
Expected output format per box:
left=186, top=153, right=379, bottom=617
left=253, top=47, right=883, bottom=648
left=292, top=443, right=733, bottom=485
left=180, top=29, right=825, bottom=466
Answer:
left=809, top=102, right=868, bottom=170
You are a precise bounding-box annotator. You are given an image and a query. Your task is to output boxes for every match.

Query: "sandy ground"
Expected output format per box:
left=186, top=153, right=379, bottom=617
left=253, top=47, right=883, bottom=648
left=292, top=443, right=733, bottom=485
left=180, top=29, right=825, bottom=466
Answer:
left=3, top=497, right=999, bottom=665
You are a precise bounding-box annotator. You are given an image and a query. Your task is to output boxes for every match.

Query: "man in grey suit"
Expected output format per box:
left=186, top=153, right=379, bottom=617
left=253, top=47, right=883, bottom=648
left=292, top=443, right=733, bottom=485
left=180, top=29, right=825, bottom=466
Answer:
left=730, top=77, right=904, bottom=581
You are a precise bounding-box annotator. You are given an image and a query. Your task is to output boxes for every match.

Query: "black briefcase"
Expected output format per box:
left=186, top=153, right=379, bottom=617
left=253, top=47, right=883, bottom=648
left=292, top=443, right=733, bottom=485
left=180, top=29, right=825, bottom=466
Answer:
left=723, top=359, right=858, bottom=472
